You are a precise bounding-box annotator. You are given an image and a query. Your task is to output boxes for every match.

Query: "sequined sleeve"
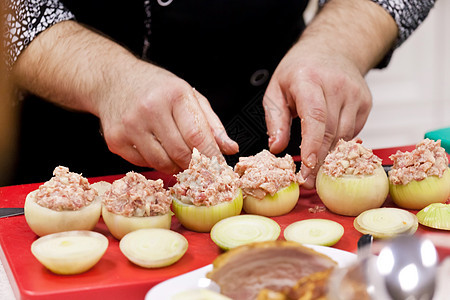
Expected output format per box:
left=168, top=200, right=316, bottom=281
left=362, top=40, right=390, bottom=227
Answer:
left=4, top=0, right=75, bottom=68
left=318, top=0, right=436, bottom=67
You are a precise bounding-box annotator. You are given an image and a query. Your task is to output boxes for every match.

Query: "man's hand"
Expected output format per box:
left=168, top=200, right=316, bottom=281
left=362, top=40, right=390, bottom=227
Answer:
left=98, top=62, right=239, bottom=174
left=264, top=0, right=397, bottom=188
left=12, top=21, right=238, bottom=174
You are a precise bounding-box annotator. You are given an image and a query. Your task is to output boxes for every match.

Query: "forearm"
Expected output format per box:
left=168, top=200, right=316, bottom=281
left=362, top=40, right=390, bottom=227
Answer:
left=11, top=20, right=141, bottom=116
left=301, top=0, right=398, bottom=75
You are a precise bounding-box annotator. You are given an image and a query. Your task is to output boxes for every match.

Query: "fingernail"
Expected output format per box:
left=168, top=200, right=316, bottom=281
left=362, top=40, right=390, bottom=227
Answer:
left=304, top=153, right=317, bottom=169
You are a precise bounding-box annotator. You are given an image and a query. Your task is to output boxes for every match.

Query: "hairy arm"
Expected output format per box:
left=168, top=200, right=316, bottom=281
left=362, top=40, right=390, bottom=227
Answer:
left=264, top=0, right=398, bottom=188
left=12, top=20, right=238, bottom=173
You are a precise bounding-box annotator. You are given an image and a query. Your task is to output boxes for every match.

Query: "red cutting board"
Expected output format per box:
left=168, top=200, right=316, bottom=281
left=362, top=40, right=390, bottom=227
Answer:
left=0, top=146, right=449, bottom=300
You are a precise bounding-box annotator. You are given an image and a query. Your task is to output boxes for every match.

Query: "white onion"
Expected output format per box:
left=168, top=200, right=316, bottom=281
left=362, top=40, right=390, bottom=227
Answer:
left=119, top=228, right=188, bottom=268
left=353, top=207, right=418, bottom=239
left=389, top=168, right=450, bottom=210
left=101, top=206, right=172, bottom=240
left=31, top=230, right=108, bottom=275
left=316, top=166, right=389, bottom=216
left=24, top=191, right=102, bottom=237
left=283, top=219, right=344, bottom=246
left=210, top=214, right=281, bottom=250
left=172, top=189, right=243, bottom=233
left=243, top=182, right=299, bottom=217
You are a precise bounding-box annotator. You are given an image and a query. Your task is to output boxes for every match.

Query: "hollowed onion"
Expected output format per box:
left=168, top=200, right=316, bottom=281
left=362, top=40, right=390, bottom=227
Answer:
left=172, top=189, right=243, bottom=233
left=31, top=230, right=108, bottom=275
left=316, top=166, right=389, bottom=216
left=25, top=191, right=102, bottom=237
left=101, top=206, right=172, bottom=240
left=389, top=168, right=450, bottom=210
left=243, top=182, right=299, bottom=217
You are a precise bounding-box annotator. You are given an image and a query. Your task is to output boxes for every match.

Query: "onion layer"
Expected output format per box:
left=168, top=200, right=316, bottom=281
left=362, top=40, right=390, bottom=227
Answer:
left=316, top=166, right=389, bottom=216
left=119, top=228, right=188, bottom=268
left=25, top=191, right=102, bottom=237
left=354, top=207, right=418, bottom=239
left=101, top=206, right=172, bottom=240
left=389, top=168, right=450, bottom=210
left=172, top=189, right=243, bottom=233
left=31, top=230, right=108, bottom=275
left=283, top=219, right=344, bottom=246
left=243, top=182, right=299, bottom=217
left=416, top=203, right=450, bottom=230
left=210, top=214, right=281, bottom=250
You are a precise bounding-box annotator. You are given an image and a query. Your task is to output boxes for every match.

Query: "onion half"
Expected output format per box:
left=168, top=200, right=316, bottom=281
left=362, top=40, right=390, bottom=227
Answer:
left=172, top=189, right=243, bottom=233
left=210, top=214, right=281, bottom=250
left=389, top=168, right=450, bottom=210
left=24, top=191, right=102, bottom=237
left=316, top=166, right=389, bottom=216
left=354, top=207, right=418, bottom=239
left=119, top=228, right=188, bottom=268
left=243, top=182, right=299, bottom=217
left=101, top=206, right=172, bottom=240
left=31, top=230, right=108, bottom=275
left=416, top=203, right=450, bottom=230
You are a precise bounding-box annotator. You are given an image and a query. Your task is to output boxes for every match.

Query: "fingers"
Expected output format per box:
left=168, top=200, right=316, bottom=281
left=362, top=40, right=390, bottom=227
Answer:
left=264, top=81, right=293, bottom=154
left=172, top=90, right=224, bottom=160
left=193, top=89, right=239, bottom=155
left=292, top=81, right=327, bottom=170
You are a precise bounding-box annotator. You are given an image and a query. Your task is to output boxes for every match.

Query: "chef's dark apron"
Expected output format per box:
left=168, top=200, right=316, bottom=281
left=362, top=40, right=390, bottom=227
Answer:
left=11, top=0, right=308, bottom=184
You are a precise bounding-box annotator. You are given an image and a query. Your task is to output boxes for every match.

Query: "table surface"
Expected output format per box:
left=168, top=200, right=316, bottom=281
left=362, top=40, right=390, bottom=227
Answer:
left=1, top=145, right=449, bottom=300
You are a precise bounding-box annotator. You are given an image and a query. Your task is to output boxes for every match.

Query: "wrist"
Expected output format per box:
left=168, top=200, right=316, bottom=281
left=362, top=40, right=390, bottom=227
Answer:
left=301, top=0, right=397, bottom=74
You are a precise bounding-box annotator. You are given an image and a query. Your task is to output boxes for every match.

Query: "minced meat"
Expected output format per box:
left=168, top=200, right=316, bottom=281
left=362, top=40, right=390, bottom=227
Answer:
left=102, top=172, right=171, bottom=217
left=389, top=138, right=449, bottom=185
left=321, top=139, right=382, bottom=177
left=234, top=150, right=304, bottom=199
left=35, top=166, right=97, bottom=211
left=170, top=148, right=239, bottom=207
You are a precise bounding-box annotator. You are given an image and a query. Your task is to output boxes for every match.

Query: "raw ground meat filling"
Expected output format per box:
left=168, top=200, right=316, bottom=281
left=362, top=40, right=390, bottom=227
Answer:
left=34, top=166, right=97, bottom=211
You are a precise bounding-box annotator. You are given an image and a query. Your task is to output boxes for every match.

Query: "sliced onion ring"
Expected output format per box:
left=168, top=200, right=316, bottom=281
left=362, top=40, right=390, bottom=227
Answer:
left=31, top=230, right=108, bottom=275
left=283, top=219, right=344, bottom=246
left=210, top=214, right=281, bottom=250
left=389, top=168, right=450, bottom=210
left=354, top=207, right=418, bottom=239
left=243, top=182, right=299, bottom=217
left=416, top=203, right=450, bottom=230
left=172, top=189, right=243, bottom=233
left=119, top=228, right=188, bottom=268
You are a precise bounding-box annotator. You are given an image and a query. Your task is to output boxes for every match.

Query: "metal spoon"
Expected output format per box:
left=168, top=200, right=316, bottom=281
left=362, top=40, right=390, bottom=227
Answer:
left=373, top=235, right=438, bottom=300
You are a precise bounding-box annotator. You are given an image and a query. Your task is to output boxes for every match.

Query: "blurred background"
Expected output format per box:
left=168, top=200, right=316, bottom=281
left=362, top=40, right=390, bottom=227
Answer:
left=306, top=0, right=450, bottom=149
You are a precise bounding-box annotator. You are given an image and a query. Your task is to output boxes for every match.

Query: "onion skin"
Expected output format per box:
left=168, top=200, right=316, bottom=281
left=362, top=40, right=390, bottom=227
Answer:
left=243, top=182, right=299, bottom=217
left=101, top=207, right=172, bottom=240
left=416, top=203, right=450, bottom=230
left=389, top=168, right=450, bottom=210
left=172, top=189, right=243, bottom=233
left=316, top=166, right=389, bottom=216
left=24, top=191, right=102, bottom=237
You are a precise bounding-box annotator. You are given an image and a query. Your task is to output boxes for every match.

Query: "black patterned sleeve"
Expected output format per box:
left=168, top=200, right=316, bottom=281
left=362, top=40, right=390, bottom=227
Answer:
left=318, top=0, right=436, bottom=47
left=4, top=0, right=75, bottom=69
left=317, top=0, right=437, bottom=66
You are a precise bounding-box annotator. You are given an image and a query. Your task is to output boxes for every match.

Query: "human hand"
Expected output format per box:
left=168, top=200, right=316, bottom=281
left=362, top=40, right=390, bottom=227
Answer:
left=97, top=61, right=239, bottom=174
left=264, top=42, right=372, bottom=189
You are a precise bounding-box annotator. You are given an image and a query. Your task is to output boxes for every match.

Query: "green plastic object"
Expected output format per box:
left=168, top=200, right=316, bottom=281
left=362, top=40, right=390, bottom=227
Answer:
left=425, top=127, right=450, bottom=153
